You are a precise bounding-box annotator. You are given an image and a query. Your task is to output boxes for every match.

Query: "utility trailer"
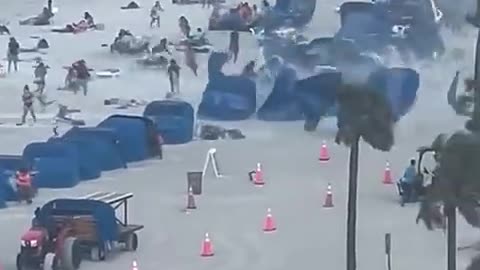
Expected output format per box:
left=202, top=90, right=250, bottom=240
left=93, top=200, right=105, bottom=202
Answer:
left=16, top=192, right=143, bottom=270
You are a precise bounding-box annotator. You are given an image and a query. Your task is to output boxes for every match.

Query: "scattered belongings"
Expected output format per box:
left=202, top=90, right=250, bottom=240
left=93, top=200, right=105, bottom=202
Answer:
left=197, top=123, right=245, bottom=140
left=104, top=98, right=148, bottom=109
left=95, top=68, right=121, bottom=78
left=121, top=1, right=140, bottom=9
left=136, top=54, right=169, bottom=68
left=169, top=36, right=213, bottom=53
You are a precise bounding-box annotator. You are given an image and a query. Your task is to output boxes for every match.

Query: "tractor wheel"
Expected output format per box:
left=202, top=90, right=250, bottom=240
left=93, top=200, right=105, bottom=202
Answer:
left=125, top=233, right=138, bottom=251
left=43, top=253, right=58, bottom=270
left=60, top=237, right=81, bottom=270
left=90, top=246, right=106, bottom=261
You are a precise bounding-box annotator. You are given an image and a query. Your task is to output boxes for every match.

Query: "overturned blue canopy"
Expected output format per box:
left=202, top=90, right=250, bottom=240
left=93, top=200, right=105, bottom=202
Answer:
left=37, top=199, right=118, bottom=243
left=208, top=0, right=316, bottom=31
left=0, top=155, right=26, bottom=172
left=63, top=127, right=127, bottom=171
left=198, top=52, right=256, bottom=120
left=98, top=115, right=160, bottom=161
left=335, top=2, right=391, bottom=54
left=367, top=67, right=420, bottom=121
left=0, top=169, right=9, bottom=207
left=23, top=142, right=80, bottom=188
left=48, top=138, right=101, bottom=181
left=297, top=72, right=342, bottom=125
left=143, top=100, right=195, bottom=144
left=335, top=1, right=444, bottom=59
left=257, top=65, right=302, bottom=121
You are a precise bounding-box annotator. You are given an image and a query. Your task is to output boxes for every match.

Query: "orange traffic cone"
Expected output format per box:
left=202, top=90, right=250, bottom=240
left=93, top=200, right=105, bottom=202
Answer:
left=186, top=186, right=197, bottom=210
left=263, top=208, right=276, bottom=232
left=382, top=161, right=393, bottom=184
left=323, top=183, right=334, bottom=208
left=253, top=163, right=265, bottom=186
left=131, top=260, right=139, bottom=270
left=319, top=141, right=330, bottom=162
left=201, top=233, right=214, bottom=257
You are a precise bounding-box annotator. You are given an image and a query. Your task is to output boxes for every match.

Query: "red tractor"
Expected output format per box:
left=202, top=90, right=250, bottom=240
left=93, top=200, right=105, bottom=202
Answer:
left=16, top=192, right=143, bottom=270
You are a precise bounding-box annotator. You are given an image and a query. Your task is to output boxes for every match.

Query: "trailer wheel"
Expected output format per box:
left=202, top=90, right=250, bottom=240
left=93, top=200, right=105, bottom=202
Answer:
left=90, top=246, right=106, bottom=261
left=16, top=252, right=34, bottom=270
left=125, top=233, right=138, bottom=251
left=60, top=237, right=81, bottom=270
left=43, top=253, right=57, bottom=270
left=16, top=253, right=27, bottom=270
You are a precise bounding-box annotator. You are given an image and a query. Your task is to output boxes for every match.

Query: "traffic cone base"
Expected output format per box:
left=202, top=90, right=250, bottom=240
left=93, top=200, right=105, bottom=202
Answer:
left=263, top=208, right=276, bottom=232
left=382, top=162, right=393, bottom=184
left=187, top=187, right=197, bottom=209
left=201, top=233, right=214, bottom=257
left=323, top=184, right=334, bottom=208
left=253, top=163, right=265, bottom=186
left=319, top=141, right=330, bottom=162
left=131, top=260, right=138, bottom=270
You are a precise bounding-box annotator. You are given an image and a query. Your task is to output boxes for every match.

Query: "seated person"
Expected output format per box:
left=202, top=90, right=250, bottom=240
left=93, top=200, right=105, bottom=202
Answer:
left=20, top=7, right=54, bottom=25
left=84, top=12, right=95, bottom=26
left=152, top=38, right=171, bottom=54
left=399, top=158, right=417, bottom=202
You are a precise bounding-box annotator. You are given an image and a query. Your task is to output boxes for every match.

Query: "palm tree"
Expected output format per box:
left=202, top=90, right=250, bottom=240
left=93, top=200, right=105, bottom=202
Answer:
left=466, top=0, right=480, bottom=131
left=417, top=132, right=480, bottom=270
left=335, top=84, right=395, bottom=270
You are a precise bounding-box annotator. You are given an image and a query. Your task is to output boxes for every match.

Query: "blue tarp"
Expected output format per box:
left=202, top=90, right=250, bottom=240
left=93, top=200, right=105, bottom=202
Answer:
left=334, top=3, right=391, bottom=54
left=297, top=71, right=342, bottom=123
left=63, top=127, right=127, bottom=171
left=0, top=169, right=8, bottom=207
left=33, top=157, right=79, bottom=188
left=198, top=52, right=256, bottom=121
left=48, top=138, right=101, bottom=181
left=0, top=168, right=17, bottom=201
left=98, top=115, right=156, bottom=162
left=143, top=100, right=195, bottom=144
left=335, top=1, right=444, bottom=60
left=257, top=66, right=303, bottom=121
left=23, top=142, right=80, bottom=188
left=367, top=67, right=420, bottom=121
left=37, top=199, right=118, bottom=243
left=0, top=155, right=26, bottom=172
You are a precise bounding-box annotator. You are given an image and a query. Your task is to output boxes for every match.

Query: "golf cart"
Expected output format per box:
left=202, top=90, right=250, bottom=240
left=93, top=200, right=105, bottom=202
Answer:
left=16, top=192, right=143, bottom=270
left=398, top=146, right=436, bottom=206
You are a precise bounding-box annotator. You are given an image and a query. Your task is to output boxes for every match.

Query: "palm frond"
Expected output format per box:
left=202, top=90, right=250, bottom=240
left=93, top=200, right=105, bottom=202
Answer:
left=335, top=83, right=394, bottom=151
left=466, top=254, right=480, bottom=270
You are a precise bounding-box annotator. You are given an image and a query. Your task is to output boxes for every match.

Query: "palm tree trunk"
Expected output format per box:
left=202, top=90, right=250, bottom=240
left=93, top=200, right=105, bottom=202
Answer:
left=347, top=135, right=360, bottom=270
left=446, top=204, right=457, bottom=270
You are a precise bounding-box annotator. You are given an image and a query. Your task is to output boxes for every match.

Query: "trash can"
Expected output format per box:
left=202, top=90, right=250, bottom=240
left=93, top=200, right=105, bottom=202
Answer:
left=187, top=171, right=202, bottom=195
